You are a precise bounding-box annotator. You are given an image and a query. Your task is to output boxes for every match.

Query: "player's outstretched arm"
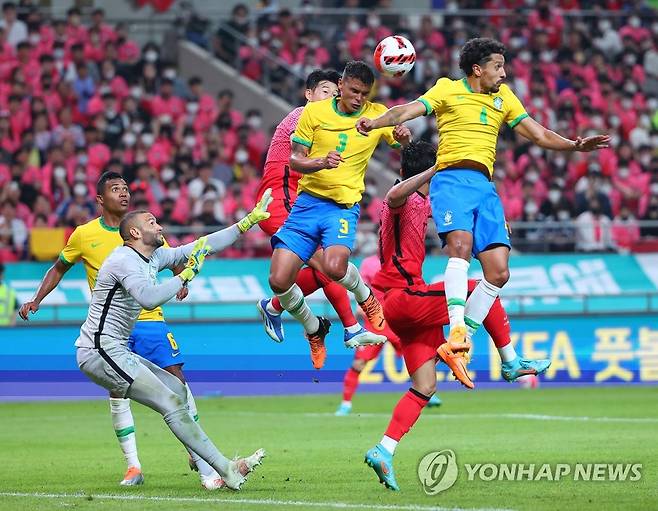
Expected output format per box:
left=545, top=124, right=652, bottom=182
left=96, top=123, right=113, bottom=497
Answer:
left=514, top=116, right=611, bottom=152
left=356, top=101, right=426, bottom=135
left=157, top=190, right=274, bottom=272
left=289, top=141, right=342, bottom=173
left=18, top=259, right=71, bottom=321
left=385, top=165, right=438, bottom=208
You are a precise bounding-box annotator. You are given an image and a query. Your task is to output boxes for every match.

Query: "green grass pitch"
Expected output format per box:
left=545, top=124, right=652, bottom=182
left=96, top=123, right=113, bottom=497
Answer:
left=0, top=386, right=656, bottom=511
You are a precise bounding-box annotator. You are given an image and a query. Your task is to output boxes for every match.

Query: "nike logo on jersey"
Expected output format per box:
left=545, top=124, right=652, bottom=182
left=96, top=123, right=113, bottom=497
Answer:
left=171, top=352, right=180, bottom=357
left=91, top=242, right=103, bottom=248
left=337, top=235, right=349, bottom=239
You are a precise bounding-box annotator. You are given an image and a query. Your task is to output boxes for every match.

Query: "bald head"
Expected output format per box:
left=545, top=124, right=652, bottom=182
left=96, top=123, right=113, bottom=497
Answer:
left=119, top=210, right=165, bottom=252
left=119, top=210, right=149, bottom=241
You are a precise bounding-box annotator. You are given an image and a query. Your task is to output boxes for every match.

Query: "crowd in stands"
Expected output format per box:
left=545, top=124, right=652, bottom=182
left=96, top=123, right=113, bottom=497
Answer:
left=0, top=1, right=275, bottom=262
left=209, top=0, right=658, bottom=253
left=1, top=1, right=658, bottom=262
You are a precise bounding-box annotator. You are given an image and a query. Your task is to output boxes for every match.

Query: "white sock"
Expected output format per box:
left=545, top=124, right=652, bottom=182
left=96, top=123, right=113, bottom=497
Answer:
left=276, top=284, right=319, bottom=334
left=266, top=299, right=281, bottom=316
left=380, top=435, right=398, bottom=455
left=498, top=343, right=518, bottom=363
left=337, top=262, right=370, bottom=303
left=185, top=383, right=216, bottom=478
left=464, top=278, right=501, bottom=337
left=109, top=397, right=141, bottom=469
left=341, top=400, right=352, bottom=407
left=445, top=257, right=470, bottom=330
left=345, top=323, right=360, bottom=334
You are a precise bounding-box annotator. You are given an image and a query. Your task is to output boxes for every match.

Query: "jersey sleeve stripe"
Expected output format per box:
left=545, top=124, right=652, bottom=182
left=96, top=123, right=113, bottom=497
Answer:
left=416, top=98, right=432, bottom=116
left=291, top=135, right=312, bottom=148
left=58, top=253, right=73, bottom=266
left=508, top=113, right=529, bottom=129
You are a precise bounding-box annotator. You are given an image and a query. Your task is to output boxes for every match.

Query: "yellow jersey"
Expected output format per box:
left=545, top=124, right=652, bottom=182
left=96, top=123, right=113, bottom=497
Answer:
left=292, top=97, right=400, bottom=205
left=417, top=77, right=528, bottom=177
left=59, top=216, right=165, bottom=322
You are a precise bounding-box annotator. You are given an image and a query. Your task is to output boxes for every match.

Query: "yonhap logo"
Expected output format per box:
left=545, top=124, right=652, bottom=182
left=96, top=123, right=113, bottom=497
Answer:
left=417, top=449, right=459, bottom=495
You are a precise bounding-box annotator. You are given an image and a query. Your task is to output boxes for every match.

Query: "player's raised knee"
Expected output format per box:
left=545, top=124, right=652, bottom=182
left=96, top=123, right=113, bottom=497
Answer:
left=269, top=272, right=293, bottom=294
left=485, top=268, right=510, bottom=288
left=323, top=259, right=348, bottom=281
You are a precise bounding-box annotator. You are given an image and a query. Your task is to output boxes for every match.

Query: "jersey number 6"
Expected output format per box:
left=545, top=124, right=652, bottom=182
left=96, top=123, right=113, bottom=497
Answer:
left=167, top=332, right=179, bottom=350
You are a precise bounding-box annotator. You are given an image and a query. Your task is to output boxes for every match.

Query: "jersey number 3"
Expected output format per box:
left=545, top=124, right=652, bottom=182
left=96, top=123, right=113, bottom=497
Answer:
left=336, top=133, right=348, bottom=153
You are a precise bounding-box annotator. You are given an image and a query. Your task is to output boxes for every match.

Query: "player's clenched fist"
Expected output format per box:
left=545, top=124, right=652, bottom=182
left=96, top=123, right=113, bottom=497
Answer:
left=393, top=124, right=412, bottom=146
left=323, top=150, right=343, bottom=169
left=18, top=301, right=39, bottom=321
left=355, top=117, right=374, bottom=135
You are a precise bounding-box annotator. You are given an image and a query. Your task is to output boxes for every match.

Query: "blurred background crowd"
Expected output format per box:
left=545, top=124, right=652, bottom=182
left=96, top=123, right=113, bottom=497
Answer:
left=1, top=0, right=657, bottom=262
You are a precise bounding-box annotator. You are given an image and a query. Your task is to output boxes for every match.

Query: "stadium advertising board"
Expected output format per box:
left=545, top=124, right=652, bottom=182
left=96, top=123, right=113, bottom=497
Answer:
left=1, top=314, right=656, bottom=399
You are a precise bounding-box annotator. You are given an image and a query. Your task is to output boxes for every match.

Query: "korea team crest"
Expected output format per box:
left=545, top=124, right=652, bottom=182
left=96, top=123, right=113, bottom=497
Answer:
left=493, top=96, right=503, bottom=110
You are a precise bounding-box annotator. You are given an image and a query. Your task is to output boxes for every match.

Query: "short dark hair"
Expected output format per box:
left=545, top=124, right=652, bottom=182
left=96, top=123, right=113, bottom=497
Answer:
left=305, top=68, right=341, bottom=90
left=400, top=140, right=437, bottom=180
left=119, top=210, right=149, bottom=241
left=342, top=61, right=375, bottom=87
left=459, top=38, right=506, bottom=76
left=96, top=171, right=125, bottom=195
left=2, top=2, right=15, bottom=12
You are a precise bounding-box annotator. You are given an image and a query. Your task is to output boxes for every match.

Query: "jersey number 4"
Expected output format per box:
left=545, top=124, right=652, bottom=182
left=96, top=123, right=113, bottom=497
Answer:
left=336, top=133, right=348, bottom=153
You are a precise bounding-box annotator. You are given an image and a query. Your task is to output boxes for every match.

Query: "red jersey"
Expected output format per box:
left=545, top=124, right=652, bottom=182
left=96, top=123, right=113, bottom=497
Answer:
left=257, top=107, right=303, bottom=203
left=372, top=191, right=430, bottom=292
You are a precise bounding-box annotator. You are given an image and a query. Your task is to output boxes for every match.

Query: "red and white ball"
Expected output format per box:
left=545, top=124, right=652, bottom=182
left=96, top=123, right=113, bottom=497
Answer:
left=373, top=35, right=416, bottom=77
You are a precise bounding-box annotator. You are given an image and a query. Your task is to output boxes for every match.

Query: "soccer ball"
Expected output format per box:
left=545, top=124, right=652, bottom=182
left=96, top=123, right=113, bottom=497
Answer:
left=373, top=35, right=416, bottom=77
left=517, top=374, right=540, bottom=389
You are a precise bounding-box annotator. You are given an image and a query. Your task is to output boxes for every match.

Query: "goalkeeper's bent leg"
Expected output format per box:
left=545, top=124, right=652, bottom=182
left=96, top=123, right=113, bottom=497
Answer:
left=184, top=383, right=217, bottom=479
left=126, top=360, right=232, bottom=478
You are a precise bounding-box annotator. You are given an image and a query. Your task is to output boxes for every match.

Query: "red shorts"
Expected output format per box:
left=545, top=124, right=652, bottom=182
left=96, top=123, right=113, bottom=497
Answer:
left=354, top=315, right=402, bottom=361
left=257, top=162, right=299, bottom=236
left=258, top=199, right=292, bottom=236
left=382, top=283, right=449, bottom=375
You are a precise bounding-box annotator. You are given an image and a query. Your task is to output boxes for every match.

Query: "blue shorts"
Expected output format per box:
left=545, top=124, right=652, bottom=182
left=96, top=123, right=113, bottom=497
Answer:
left=430, top=169, right=510, bottom=257
left=128, top=321, right=184, bottom=369
left=271, top=192, right=360, bottom=262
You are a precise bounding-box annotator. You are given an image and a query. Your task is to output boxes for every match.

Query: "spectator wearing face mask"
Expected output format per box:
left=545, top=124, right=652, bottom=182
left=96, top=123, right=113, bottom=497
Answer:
left=213, top=3, right=250, bottom=63
left=547, top=200, right=576, bottom=252
left=188, top=161, right=226, bottom=202
left=575, top=198, right=615, bottom=252
left=348, top=13, right=391, bottom=60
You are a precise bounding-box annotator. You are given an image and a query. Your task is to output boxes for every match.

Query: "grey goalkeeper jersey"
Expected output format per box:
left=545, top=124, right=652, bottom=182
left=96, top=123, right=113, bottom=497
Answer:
left=75, top=226, right=241, bottom=349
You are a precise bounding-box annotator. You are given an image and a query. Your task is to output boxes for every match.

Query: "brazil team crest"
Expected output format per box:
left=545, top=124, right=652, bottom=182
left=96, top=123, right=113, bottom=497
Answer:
left=443, top=210, right=453, bottom=226
left=493, top=96, right=503, bottom=110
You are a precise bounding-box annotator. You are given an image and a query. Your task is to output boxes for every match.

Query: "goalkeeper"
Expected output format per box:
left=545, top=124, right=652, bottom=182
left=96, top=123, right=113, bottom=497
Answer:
left=75, top=191, right=273, bottom=491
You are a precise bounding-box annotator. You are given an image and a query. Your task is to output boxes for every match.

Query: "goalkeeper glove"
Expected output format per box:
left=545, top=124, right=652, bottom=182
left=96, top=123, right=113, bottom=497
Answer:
left=237, top=188, right=273, bottom=233
left=179, top=236, right=209, bottom=283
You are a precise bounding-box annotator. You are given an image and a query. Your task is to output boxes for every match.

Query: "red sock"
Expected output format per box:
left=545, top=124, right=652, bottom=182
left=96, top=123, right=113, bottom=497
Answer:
left=483, top=297, right=511, bottom=349
left=342, top=367, right=360, bottom=401
left=322, top=281, right=357, bottom=328
left=271, top=267, right=323, bottom=312
left=384, top=389, right=429, bottom=441
left=271, top=268, right=358, bottom=328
